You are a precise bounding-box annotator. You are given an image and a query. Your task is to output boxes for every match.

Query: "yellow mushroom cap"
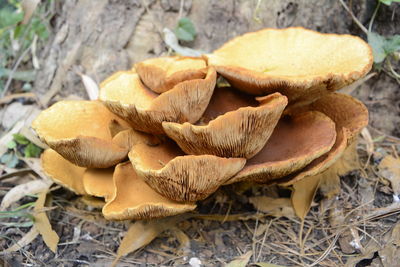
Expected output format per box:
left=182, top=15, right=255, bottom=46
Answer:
left=32, top=100, right=130, bottom=168
left=207, top=27, right=373, bottom=105
left=82, top=168, right=114, bottom=202
left=102, top=162, right=196, bottom=220
left=135, top=56, right=207, bottom=93
left=41, top=149, right=86, bottom=195
left=226, top=111, right=337, bottom=184
left=163, top=88, right=288, bottom=158
left=99, top=67, right=217, bottom=134
left=129, top=140, right=246, bottom=202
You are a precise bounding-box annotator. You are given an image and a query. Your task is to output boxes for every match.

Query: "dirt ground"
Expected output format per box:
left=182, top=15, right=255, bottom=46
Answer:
left=1, top=0, right=400, bottom=266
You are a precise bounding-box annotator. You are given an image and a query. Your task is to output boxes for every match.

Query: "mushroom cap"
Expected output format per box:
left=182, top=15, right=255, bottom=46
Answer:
left=129, top=140, right=246, bottom=202
left=276, top=92, right=369, bottom=186
left=162, top=88, right=288, bottom=158
left=41, top=149, right=86, bottom=195
left=102, top=162, right=196, bottom=220
left=226, top=111, right=337, bottom=184
left=111, top=128, right=158, bottom=150
left=99, top=67, right=217, bottom=134
left=135, top=56, right=207, bottom=93
left=32, top=100, right=130, bottom=168
left=206, top=27, right=373, bottom=105
left=82, top=168, right=114, bottom=201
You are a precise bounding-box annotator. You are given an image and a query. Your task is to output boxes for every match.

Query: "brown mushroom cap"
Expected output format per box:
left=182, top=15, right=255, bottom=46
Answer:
left=129, top=141, right=246, bottom=202
left=32, top=100, right=130, bottom=168
left=225, top=111, right=337, bottom=184
left=206, top=27, right=373, bottom=105
left=276, top=93, right=369, bottom=186
left=102, top=162, right=196, bottom=220
left=99, top=67, right=217, bottom=134
left=162, top=88, right=288, bottom=158
left=82, top=168, right=114, bottom=201
left=135, top=56, right=207, bottom=93
left=41, top=149, right=86, bottom=195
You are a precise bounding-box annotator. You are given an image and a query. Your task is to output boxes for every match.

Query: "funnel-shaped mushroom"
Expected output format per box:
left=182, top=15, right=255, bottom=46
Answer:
left=226, top=111, right=336, bottom=184
left=112, top=129, right=158, bottom=150
left=99, top=67, right=217, bottom=134
left=277, top=93, right=369, bottom=186
left=41, top=149, right=86, bottom=195
left=163, top=88, right=288, bottom=158
left=135, top=56, right=207, bottom=93
left=102, top=162, right=196, bottom=220
left=82, top=168, right=114, bottom=201
left=32, top=100, right=131, bottom=168
left=207, top=27, right=372, bottom=105
left=129, top=140, right=246, bottom=202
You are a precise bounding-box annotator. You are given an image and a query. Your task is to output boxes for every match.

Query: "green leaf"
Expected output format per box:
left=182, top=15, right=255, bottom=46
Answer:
left=384, top=35, right=400, bottom=55
left=368, top=32, right=387, bottom=63
left=379, top=0, right=400, bottom=5
left=24, top=143, right=42, bottom=158
left=13, top=133, right=29, bottom=145
left=0, top=152, right=19, bottom=168
left=0, top=7, right=23, bottom=28
left=174, top=17, right=196, bottom=42
left=7, top=140, right=17, bottom=149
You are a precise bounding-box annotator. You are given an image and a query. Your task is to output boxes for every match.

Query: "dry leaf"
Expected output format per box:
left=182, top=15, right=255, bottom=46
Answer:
left=0, top=227, right=39, bottom=254
left=361, top=128, right=374, bottom=157
left=249, top=196, right=295, bottom=218
left=291, top=174, right=321, bottom=220
left=21, top=0, right=40, bottom=24
left=254, top=263, right=286, bottom=267
left=79, top=73, right=99, bottom=100
left=113, top=215, right=186, bottom=265
left=225, top=251, right=252, bottom=267
left=0, top=179, right=51, bottom=211
left=379, top=155, right=400, bottom=196
left=33, top=191, right=59, bottom=253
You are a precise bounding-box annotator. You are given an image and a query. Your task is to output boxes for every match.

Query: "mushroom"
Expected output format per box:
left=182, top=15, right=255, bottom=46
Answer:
left=206, top=27, right=373, bottom=105
left=99, top=67, right=217, bottom=134
left=162, top=87, right=288, bottom=158
left=82, top=168, right=114, bottom=201
left=276, top=92, right=369, bottom=186
left=135, top=56, right=207, bottom=93
left=226, top=111, right=337, bottom=184
left=41, top=149, right=86, bottom=195
left=102, top=162, right=196, bottom=220
left=128, top=140, right=246, bottom=202
left=32, top=100, right=131, bottom=168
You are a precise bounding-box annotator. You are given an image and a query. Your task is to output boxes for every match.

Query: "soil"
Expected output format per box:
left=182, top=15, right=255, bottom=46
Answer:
left=1, top=0, right=400, bottom=266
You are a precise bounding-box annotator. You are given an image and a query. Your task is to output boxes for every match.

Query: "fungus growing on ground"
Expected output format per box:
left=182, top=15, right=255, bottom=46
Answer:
left=135, top=56, right=207, bottom=93
left=33, top=27, right=373, bottom=221
left=99, top=67, right=216, bottom=134
left=206, top=27, right=372, bottom=106
left=162, top=87, right=288, bottom=158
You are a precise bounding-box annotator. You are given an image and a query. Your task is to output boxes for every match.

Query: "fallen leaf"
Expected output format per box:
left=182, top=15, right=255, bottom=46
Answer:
left=33, top=191, right=59, bottom=253
left=291, top=174, right=321, bottom=220
left=379, top=155, right=400, bottom=196
left=0, top=226, right=39, bottom=254
left=254, top=263, right=286, bottom=267
left=249, top=196, right=295, bottom=218
left=225, top=251, right=252, bottom=267
left=0, top=179, right=51, bottom=211
left=113, top=215, right=187, bottom=265
left=79, top=73, right=99, bottom=100
left=21, top=0, right=40, bottom=24
left=163, top=28, right=203, bottom=57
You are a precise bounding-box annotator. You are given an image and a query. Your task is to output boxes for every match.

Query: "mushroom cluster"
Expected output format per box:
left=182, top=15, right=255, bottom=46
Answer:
left=32, top=28, right=372, bottom=220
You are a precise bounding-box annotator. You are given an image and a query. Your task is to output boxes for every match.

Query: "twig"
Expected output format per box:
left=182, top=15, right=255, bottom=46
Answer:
left=2, top=44, right=33, bottom=98
left=338, top=0, right=368, bottom=34
left=368, top=1, right=380, bottom=33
